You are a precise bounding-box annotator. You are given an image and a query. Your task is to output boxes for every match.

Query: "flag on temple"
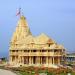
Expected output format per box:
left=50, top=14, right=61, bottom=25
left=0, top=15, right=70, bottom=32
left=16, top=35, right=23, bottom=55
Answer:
left=16, top=8, right=21, bottom=16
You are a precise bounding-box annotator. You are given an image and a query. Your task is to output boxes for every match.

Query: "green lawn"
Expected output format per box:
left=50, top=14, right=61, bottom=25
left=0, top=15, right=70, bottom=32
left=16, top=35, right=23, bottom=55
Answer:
left=19, top=71, right=35, bottom=75
left=71, top=72, right=75, bottom=75
left=18, top=71, right=75, bottom=75
left=19, top=71, right=29, bottom=75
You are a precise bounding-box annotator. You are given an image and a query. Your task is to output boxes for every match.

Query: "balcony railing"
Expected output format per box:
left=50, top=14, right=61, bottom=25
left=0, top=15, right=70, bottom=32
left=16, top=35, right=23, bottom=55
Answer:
left=10, top=52, right=62, bottom=56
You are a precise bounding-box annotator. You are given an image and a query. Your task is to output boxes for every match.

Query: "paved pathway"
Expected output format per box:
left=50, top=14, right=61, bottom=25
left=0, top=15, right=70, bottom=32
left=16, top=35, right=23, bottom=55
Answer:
left=0, top=69, right=17, bottom=75
left=39, top=73, right=47, bottom=75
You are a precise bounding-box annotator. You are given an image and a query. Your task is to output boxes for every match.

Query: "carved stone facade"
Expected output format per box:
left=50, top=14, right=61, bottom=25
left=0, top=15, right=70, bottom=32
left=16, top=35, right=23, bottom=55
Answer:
left=9, top=16, right=65, bottom=67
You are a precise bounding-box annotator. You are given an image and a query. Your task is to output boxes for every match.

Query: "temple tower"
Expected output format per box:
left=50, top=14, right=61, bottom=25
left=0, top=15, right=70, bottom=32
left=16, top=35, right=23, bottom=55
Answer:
left=11, top=16, right=32, bottom=44
left=9, top=15, right=65, bottom=67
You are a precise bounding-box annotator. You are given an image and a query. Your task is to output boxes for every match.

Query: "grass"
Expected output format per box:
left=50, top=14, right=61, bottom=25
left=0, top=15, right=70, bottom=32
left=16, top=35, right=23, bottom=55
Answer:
left=19, top=72, right=75, bottom=75
left=19, top=71, right=29, bottom=75
left=71, top=72, right=75, bottom=75
left=18, top=70, right=75, bottom=75
left=19, top=71, right=35, bottom=75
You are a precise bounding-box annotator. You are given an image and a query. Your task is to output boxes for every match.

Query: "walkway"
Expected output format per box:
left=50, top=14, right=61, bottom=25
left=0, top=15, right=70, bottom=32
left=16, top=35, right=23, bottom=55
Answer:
left=0, top=69, right=17, bottom=75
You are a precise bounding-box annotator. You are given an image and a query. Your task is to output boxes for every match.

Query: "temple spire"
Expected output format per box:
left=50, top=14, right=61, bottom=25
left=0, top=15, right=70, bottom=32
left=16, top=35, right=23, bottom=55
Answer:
left=11, top=15, right=32, bottom=43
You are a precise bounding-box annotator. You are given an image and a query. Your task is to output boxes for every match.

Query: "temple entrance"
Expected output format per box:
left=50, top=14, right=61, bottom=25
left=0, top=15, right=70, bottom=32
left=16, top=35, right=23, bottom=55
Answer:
left=48, top=57, right=52, bottom=64
left=24, top=56, right=29, bottom=64
left=33, top=56, right=36, bottom=64
left=12, top=56, right=15, bottom=62
left=54, top=57, right=58, bottom=64
left=42, top=56, right=46, bottom=64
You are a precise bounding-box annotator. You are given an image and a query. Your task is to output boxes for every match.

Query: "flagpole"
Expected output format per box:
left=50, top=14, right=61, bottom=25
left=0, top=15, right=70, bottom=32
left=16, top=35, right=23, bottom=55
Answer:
left=16, top=8, right=21, bottom=18
left=19, top=8, right=21, bottom=18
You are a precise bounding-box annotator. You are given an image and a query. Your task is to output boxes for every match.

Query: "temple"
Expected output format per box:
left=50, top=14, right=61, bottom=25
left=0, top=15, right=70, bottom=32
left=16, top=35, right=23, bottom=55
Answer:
left=9, top=15, right=65, bottom=67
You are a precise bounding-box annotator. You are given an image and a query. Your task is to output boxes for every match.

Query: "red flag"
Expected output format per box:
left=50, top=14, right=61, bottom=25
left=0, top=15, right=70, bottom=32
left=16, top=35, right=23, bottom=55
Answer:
left=16, top=8, right=21, bottom=16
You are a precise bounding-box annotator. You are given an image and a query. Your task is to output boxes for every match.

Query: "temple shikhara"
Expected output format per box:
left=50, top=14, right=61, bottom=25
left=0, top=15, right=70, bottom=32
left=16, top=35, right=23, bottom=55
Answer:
left=9, top=15, right=65, bottom=67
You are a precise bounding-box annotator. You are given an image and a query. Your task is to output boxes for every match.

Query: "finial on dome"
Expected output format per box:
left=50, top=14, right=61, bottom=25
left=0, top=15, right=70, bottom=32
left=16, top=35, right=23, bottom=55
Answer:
left=16, top=8, right=26, bottom=19
left=16, top=8, right=21, bottom=16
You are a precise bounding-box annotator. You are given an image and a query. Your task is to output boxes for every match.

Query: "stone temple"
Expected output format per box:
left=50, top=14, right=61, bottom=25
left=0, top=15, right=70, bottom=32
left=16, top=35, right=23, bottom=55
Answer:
left=9, top=15, right=65, bottom=67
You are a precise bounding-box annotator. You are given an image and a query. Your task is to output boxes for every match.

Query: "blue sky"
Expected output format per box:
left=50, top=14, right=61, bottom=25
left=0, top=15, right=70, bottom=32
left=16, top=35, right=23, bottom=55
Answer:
left=0, top=0, right=75, bottom=57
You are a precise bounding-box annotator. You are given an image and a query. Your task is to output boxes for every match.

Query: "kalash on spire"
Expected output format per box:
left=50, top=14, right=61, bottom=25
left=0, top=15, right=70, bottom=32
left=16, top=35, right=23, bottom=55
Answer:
left=9, top=9, right=66, bottom=68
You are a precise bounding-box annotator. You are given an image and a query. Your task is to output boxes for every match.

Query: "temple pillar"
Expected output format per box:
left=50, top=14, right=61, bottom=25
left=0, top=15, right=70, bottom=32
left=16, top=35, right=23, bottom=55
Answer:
left=37, top=57, right=40, bottom=64
left=40, top=57, right=42, bottom=64
left=31, top=57, right=33, bottom=64
left=40, top=57, right=41, bottom=64
left=46, top=56, right=48, bottom=64
left=18, top=56, right=21, bottom=63
left=29, top=56, right=31, bottom=65
left=49, top=57, right=52, bottom=64
left=10, top=56, right=12, bottom=63
left=52, top=50, right=54, bottom=64
left=15, top=56, right=17, bottom=64
left=38, top=57, right=40, bottom=64
left=46, top=50, right=48, bottom=65
left=29, top=50, right=31, bottom=65
left=52, top=57, right=54, bottom=64
left=58, top=57, right=60, bottom=65
left=11, top=56, right=12, bottom=62
left=22, top=56, right=24, bottom=64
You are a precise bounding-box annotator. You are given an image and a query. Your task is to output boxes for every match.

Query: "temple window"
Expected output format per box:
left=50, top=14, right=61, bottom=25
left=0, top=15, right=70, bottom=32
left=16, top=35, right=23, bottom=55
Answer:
left=48, top=44, right=50, bottom=47
left=48, top=50, right=54, bottom=52
left=28, top=50, right=30, bottom=52
left=33, top=50, right=37, bottom=52
left=12, top=50, right=15, bottom=52
left=42, top=50, right=46, bottom=52
left=16, top=50, right=18, bottom=52
left=54, top=50, right=58, bottom=52
left=12, top=56, right=15, bottom=62
left=48, top=50, right=51, bottom=52
left=24, top=50, right=29, bottom=52
left=15, top=44, right=18, bottom=46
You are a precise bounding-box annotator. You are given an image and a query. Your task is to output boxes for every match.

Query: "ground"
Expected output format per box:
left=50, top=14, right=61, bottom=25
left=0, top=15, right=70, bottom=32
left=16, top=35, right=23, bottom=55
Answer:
left=0, top=66, right=75, bottom=75
left=0, top=69, right=16, bottom=75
